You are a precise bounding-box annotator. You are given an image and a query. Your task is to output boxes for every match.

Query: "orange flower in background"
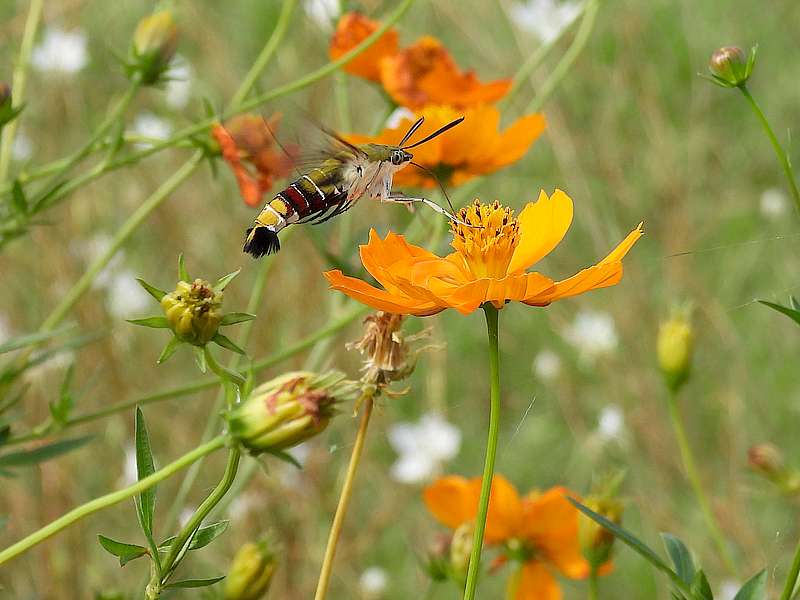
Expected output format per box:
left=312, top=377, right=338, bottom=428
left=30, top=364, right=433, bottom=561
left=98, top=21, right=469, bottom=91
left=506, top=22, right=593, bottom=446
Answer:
left=380, top=36, right=511, bottom=109
left=347, top=104, right=545, bottom=188
left=324, top=191, right=642, bottom=316
left=212, top=114, right=296, bottom=207
left=329, top=12, right=399, bottom=82
left=424, top=475, right=610, bottom=600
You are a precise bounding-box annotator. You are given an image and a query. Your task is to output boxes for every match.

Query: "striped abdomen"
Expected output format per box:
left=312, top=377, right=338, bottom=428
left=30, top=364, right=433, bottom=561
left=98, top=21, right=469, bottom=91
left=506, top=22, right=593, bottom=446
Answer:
left=243, top=164, right=348, bottom=258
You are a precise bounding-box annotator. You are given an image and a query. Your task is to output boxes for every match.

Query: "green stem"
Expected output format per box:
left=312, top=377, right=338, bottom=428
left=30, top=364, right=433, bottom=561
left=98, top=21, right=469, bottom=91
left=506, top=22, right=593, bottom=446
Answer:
left=665, top=390, right=737, bottom=575
left=739, top=85, right=800, bottom=214
left=463, top=304, right=501, bottom=600
left=525, top=0, right=599, bottom=113
left=159, top=447, right=241, bottom=581
left=228, top=0, right=296, bottom=109
left=0, top=434, right=226, bottom=566
left=314, top=394, right=375, bottom=600
left=588, top=566, right=599, bottom=600
left=0, top=0, right=44, bottom=184
left=780, top=537, right=800, bottom=600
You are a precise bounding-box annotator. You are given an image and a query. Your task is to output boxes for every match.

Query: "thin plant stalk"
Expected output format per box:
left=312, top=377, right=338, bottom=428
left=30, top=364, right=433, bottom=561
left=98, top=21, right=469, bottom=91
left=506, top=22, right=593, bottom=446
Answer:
left=463, top=304, right=502, bottom=600
left=314, top=394, right=375, bottom=600
left=525, top=0, right=599, bottom=113
left=0, top=434, right=227, bottom=566
left=0, top=0, right=44, bottom=183
left=738, top=85, right=800, bottom=214
left=665, top=390, right=737, bottom=575
left=780, top=537, right=800, bottom=600
left=588, top=566, right=599, bottom=600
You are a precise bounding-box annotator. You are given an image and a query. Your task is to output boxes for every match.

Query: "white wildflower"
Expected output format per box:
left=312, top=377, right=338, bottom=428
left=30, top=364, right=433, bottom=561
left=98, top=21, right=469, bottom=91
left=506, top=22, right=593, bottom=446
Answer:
left=388, top=413, right=460, bottom=484
left=106, top=269, right=152, bottom=319
left=11, top=131, right=33, bottom=161
left=164, top=55, right=193, bottom=109
left=760, top=188, right=788, bottom=219
left=131, top=112, right=172, bottom=149
left=563, top=310, right=618, bottom=360
left=31, top=27, right=89, bottom=74
left=359, top=566, right=388, bottom=598
left=305, top=0, right=340, bottom=30
left=597, top=404, right=624, bottom=441
left=533, top=349, right=562, bottom=381
left=510, top=0, right=583, bottom=44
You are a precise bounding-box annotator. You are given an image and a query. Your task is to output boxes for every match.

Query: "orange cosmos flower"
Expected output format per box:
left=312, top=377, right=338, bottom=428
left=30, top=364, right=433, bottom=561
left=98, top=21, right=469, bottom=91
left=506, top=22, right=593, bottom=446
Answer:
left=324, top=191, right=642, bottom=316
left=380, top=36, right=511, bottom=109
left=212, top=114, right=296, bottom=207
left=347, top=105, right=545, bottom=188
left=329, top=12, right=399, bottom=82
left=424, top=475, right=609, bottom=600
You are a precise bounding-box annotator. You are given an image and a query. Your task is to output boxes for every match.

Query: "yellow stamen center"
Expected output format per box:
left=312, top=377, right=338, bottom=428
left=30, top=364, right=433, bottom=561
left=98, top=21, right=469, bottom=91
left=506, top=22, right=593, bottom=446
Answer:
left=451, top=200, right=520, bottom=279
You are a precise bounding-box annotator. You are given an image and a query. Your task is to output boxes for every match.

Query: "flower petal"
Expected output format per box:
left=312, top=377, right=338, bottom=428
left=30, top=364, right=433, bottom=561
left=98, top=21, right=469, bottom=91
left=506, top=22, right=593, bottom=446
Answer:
left=467, top=475, right=523, bottom=544
left=489, top=113, right=547, bottom=170
left=212, top=124, right=265, bottom=207
left=507, top=562, right=562, bottom=600
left=599, top=222, right=643, bottom=265
left=508, top=190, right=574, bottom=273
left=359, top=229, right=435, bottom=291
left=423, top=475, right=476, bottom=529
left=323, top=270, right=441, bottom=315
left=521, top=487, right=589, bottom=580
left=329, top=13, right=399, bottom=82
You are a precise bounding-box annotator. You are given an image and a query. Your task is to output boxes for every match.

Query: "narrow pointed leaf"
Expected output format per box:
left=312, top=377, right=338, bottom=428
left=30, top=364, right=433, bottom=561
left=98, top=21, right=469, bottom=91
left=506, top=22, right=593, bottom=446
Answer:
left=733, top=570, right=767, bottom=600
left=134, top=407, right=156, bottom=538
left=158, top=521, right=229, bottom=552
left=157, top=337, right=181, bottom=364
left=0, top=435, right=93, bottom=469
left=127, top=317, right=170, bottom=329
left=690, top=570, right=712, bottom=600
left=0, top=325, right=76, bottom=354
left=11, top=180, right=27, bottom=215
left=164, top=576, right=225, bottom=589
left=49, top=363, right=75, bottom=426
left=791, top=296, right=800, bottom=311
left=568, top=498, right=690, bottom=594
left=661, top=534, right=695, bottom=586
left=220, top=312, right=256, bottom=326
left=136, top=278, right=168, bottom=301
left=263, top=448, right=303, bottom=469
left=178, top=254, right=189, bottom=282
left=213, top=333, right=245, bottom=355
left=97, top=534, right=148, bottom=566
left=193, top=346, right=207, bottom=373
left=214, top=269, right=240, bottom=292
left=758, top=300, right=800, bottom=327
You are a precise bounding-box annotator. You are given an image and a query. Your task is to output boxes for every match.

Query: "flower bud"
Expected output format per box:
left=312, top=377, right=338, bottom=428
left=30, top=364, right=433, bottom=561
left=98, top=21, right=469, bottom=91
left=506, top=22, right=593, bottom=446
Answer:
left=0, top=82, right=21, bottom=129
left=131, top=10, right=178, bottom=85
left=161, top=279, right=223, bottom=345
left=578, top=496, right=623, bottom=567
left=449, top=522, right=473, bottom=582
left=423, top=534, right=452, bottom=582
left=657, top=311, right=694, bottom=393
left=708, top=45, right=756, bottom=88
left=226, top=371, right=357, bottom=454
left=224, top=540, right=276, bottom=600
left=748, top=443, right=800, bottom=494
left=0, top=83, right=10, bottom=109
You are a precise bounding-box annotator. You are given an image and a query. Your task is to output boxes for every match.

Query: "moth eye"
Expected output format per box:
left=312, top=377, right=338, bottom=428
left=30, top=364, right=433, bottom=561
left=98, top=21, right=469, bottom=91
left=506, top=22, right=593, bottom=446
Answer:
left=356, top=165, right=363, bottom=176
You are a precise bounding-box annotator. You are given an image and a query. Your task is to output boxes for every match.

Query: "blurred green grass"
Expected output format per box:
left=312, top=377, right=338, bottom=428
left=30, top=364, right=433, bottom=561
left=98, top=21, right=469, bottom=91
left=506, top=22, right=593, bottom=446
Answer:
left=1, top=0, right=800, bottom=598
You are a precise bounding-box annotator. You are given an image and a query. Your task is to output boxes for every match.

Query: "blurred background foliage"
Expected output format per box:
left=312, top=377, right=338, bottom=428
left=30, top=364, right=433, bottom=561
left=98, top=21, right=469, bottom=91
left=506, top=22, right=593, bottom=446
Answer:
left=1, top=0, right=800, bottom=598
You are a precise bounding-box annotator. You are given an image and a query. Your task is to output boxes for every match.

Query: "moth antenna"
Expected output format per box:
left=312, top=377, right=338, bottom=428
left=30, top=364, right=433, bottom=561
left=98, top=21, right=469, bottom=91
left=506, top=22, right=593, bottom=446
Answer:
left=401, top=116, right=465, bottom=150
left=398, top=117, right=425, bottom=146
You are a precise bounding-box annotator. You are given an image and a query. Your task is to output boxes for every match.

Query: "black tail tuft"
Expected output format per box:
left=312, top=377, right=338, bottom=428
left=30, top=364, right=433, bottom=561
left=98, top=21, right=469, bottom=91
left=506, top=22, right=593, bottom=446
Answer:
left=243, top=226, right=281, bottom=258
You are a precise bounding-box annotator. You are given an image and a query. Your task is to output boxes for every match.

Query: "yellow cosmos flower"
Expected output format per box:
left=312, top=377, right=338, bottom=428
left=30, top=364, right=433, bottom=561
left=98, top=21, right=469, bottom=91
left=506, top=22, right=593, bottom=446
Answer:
left=324, top=191, right=642, bottom=315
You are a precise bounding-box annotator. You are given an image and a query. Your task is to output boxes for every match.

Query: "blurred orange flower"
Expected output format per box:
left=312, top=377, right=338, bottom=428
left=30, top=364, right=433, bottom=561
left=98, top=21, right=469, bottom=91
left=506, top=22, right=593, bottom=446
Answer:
left=380, top=36, right=511, bottom=109
left=212, top=114, right=296, bottom=207
left=329, top=13, right=510, bottom=109
left=324, top=191, right=642, bottom=316
left=424, top=475, right=610, bottom=600
left=329, top=12, right=399, bottom=82
left=347, top=105, right=545, bottom=188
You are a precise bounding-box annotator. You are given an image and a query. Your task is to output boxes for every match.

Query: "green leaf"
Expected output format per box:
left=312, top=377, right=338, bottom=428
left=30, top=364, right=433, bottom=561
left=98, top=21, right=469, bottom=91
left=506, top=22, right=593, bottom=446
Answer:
left=690, top=570, right=712, bottom=600
left=11, top=180, right=27, bottom=215
left=213, top=269, right=240, bottom=292
left=157, top=337, right=181, bottom=364
left=758, top=300, right=800, bottom=327
left=158, top=521, right=229, bottom=552
left=136, top=278, right=168, bottom=302
left=49, top=363, right=75, bottom=427
left=0, top=435, right=93, bottom=469
left=164, top=576, right=225, bottom=589
left=568, top=498, right=690, bottom=595
left=661, top=533, right=695, bottom=587
left=791, top=296, right=800, bottom=311
left=220, top=312, right=256, bottom=326
left=178, top=254, right=189, bottom=282
left=733, top=570, right=767, bottom=600
left=192, top=346, right=207, bottom=373
left=262, top=448, right=303, bottom=469
left=213, top=333, right=245, bottom=355
left=97, top=534, right=148, bottom=566
left=134, top=407, right=156, bottom=539
left=127, top=317, right=170, bottom=329
left=0, top=325, right=76, bottom=354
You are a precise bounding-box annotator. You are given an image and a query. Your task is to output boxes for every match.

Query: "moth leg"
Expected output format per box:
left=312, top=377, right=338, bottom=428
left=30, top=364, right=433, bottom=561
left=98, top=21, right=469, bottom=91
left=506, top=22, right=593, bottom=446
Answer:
left=385, top=194, right=475, bottom=228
